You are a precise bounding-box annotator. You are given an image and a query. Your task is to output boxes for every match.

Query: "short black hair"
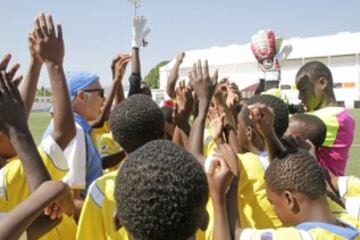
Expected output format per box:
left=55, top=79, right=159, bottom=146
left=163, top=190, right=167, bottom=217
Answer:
left=161, top=106, right=173, bottom=123
left=296, top=61, right=334, bottom=95
left=289, top=113, right=327, bottom=149
left=115, top=140, right=208, bottom=240
left=246, top=94, right=289, bottom=137
left=265, top=149, right=326, bottom=200
left=109, top=94, right=164, bottom=153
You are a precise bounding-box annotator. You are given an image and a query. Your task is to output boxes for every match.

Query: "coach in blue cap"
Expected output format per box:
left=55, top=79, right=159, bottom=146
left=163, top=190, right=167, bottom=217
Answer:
left=43, top=70, right=105, bottom=204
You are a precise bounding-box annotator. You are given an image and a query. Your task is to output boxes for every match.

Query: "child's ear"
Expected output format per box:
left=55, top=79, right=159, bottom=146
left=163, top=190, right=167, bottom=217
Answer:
left=113, top=211, right=123, bottom=231
left=318, top=77, right=328, bottom=90
left=197, top=208, right=209, bottom=231
left=284, top=191, right=300, bottom=214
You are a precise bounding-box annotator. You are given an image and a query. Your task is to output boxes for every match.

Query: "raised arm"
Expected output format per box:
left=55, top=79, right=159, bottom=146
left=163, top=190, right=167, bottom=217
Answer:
left=205, top=145, right=235, bottom=240
left=172, top=80, right=193, bottom=148
left=19, top=31, right=43, bottom=119
left=128, top=16, right=150, bottom=97
left=91, top=54, right=131, bottom=128
left=0, top=71, right=50, bottom=191
left=167, top=52, right=185, bottom=98
left=113, top=54, right=131, bottom=104
left=32, top=14, right=75, bottom=150
left=188, top=60, right=218, bottom=164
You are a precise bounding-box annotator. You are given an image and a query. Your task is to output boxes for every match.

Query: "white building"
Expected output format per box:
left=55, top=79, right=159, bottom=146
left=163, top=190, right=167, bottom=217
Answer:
left=159, top=32, right=360, bottom=108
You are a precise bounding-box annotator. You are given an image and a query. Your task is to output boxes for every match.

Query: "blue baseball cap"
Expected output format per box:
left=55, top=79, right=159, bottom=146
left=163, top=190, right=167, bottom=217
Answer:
left=66, top=71, right=100, bottom=99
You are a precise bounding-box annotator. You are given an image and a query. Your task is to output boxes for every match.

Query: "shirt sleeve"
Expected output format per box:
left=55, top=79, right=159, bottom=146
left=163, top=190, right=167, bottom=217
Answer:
left=338, top=176, right=360, bottom=198
left=127, top=73, right=142, bottom=97
left=62, top=124, right=87, bottom=190
left=39, top=135, right=69, bottom=181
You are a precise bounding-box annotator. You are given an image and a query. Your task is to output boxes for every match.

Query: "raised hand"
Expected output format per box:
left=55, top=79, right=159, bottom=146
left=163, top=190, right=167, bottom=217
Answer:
left=214, top=143, right=239, bottom=178
left=189, top=60, right=218, bottom=102
left=248, top=103, right=275, bottom=138
left=32, top=13, right=64, bottom=65
left=111, top=54, right=132, bottom=82
left=132, top=16, right=151, bottom=48
left=251, top=30, right=277, bottom=71
left=0, top=54, right=23, bottom=86
left=0, top=71, right=27, bottom=136
left=173, top=81, right=193, bottom=127
left=28, top=31, right=43, bottom=64
left=208, top=107, right=225, bottom=142
left=225, top=81, right=241, bottom=109
left=176, top=52, right=185, bottom=63
left=206, top=153, right=234, bottom=201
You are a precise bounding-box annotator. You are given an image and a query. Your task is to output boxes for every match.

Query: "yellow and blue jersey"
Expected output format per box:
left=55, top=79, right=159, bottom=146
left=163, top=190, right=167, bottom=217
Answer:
left=0, top=136, right=76, bottom=240
left=76, top=171, right=130, bottom=240
left=240, top=218, right=360, bottom=240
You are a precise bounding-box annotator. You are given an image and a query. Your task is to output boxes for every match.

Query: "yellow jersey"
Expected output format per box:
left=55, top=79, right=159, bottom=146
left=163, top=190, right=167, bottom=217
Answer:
left=92, top=122, right=110, bottom=150
left=98, top=133, right=122, bottom=173
left=237, top=152, right=283, bottom=229
left=76, top=171, right=129, bottom=240
left=240, top=218, right=360, bottom=240
left=77, top=168, right=205, bottom=240
left=0, top=136, right=77, bottom=240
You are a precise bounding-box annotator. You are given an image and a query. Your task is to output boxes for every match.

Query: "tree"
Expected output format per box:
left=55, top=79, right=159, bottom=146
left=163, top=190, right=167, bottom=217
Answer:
left=143, top=60, right=169, bottom=89
left=36, top=87, right=52, bottom=97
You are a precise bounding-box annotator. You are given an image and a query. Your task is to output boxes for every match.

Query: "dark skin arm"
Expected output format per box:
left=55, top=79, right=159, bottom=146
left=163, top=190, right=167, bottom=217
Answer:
left=90, top=54, right=131, bottom=128
left=0, top=70, right=50, bottom=192
left=172, top=81, right=193, bottom=148
left=224, top=123, right=241, bottom=153
left=102, top=150, right=126, bottom=170
left=226, top=179, right=239, bottom=240
left=188, top=60, right=218, bottom=164
left=206, top=146, right=235, bottom=240
left=167, top=52, right=185, bottom=98
left=128, top=48, right=142, bottom=96
left=19, top=31, right=43, bottom=120
left=0, top=181, right=73, bottom=240
left=33, top=14, right=75, bottom=150
left=0, top=67, right=66, bottom=240
left=19, top=13, right=76, bottom=237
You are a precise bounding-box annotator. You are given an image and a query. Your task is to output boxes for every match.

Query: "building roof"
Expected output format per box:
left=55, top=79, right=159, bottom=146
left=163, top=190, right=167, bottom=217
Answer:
left=160, top=32, right=360, bottom=71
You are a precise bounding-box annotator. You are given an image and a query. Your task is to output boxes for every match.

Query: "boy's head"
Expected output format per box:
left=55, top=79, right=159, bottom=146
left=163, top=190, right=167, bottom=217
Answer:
left=161, top=106, right=175, bottom=140
left=109, top=94, right=164, bottom=153
left=265, top=149, right=327, bottom=226
left=295, top=61, right=335, bottom=111
left=114, top=140, right=209, bottom=240
left=237, top=94, right=289, bottom=151
left=285, top=113, right=327, bottom=149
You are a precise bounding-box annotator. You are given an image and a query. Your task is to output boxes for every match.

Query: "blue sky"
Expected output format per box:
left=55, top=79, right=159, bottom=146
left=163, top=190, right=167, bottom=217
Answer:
left=1, top=0, right=360, bottom=88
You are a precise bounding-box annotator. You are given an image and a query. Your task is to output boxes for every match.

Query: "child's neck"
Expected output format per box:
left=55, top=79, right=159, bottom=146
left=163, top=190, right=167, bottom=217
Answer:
left=302, top=197, right=337, bottom=225
left=319, top=96, right=337, bottom=109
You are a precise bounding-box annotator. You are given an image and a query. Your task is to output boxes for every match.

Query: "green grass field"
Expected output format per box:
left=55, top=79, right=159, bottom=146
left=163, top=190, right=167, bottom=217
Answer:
left=28, top=110, right=360, bottom=177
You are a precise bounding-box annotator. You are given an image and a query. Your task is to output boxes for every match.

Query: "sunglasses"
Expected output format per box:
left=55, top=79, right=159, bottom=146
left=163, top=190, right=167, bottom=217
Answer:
left=83, top=88, right=105, bottom=98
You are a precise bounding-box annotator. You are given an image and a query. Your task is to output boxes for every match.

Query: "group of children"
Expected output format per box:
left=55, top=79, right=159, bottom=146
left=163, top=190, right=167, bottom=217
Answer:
left=0, top=12, right=359, bottom=240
